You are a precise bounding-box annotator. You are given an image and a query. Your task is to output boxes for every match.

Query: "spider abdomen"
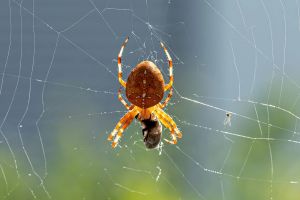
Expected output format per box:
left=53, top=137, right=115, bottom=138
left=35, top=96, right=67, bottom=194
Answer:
left=126, top=61, right=165, bottom=108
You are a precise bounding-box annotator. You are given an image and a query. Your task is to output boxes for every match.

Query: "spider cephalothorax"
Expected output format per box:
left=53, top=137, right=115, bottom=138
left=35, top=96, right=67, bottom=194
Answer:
left=108, top=37, right=182, bottom=148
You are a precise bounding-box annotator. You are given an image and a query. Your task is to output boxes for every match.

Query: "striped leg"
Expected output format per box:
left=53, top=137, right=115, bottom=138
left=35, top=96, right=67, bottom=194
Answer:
left=118, top=37, right=129, bottom=88
left=108, top=108, right=138, bottom=144
left=118, top=88, right=133, bottom=110
left=156, top=107, right=182, bottom=138
left=159, top=88, right=173, bottom=108
left=153, top=110, right=177, bottom=144
left=160, top=42, right=173, bottom=91
left=112, top=116, right=134, bottom=148
left=164, top=130, right=177, bottom=145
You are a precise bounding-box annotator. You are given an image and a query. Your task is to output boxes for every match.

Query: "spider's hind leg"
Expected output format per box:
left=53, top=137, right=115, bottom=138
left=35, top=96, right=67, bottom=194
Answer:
left=160, top=42, right=173, bottom=92
left=159, top=88, right=173, bottom=109
left=118, top=88, right=134, bottom=110
left=118, top=37, right=129, bottom=88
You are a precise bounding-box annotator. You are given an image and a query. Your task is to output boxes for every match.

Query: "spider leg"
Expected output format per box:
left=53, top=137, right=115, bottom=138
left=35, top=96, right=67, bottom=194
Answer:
left=153, top=110, right=172, bottom=131
left=160, top=42, right=173, bottom=91
left=154, top=112, right=177, bottom=144
left=164, top=131, right=177, bottom=145
left=153, top=110, right=177, bottom=144
left=155, top=107, right=182, bottom=138
left=118, top=88, right=134, bottom=110
left=118, top=37, right=129, bottom=88
left=112, top=116, right=135, bottom=148
left=159, top=88, right=173, bottom=109
left=107, top=108, right=138, bottom=145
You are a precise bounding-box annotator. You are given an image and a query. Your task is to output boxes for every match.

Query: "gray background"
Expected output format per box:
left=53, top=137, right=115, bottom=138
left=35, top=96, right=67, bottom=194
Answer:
left=1, top=0, right=300, bottom=199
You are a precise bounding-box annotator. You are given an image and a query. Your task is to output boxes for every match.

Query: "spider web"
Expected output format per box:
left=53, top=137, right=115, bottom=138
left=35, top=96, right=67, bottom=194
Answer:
left=1, top=0, right=300, bottom=199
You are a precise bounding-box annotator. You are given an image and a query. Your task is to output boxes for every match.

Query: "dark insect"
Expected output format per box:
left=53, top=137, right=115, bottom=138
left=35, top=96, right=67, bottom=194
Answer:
left=137, top=114, right=162, bottom=149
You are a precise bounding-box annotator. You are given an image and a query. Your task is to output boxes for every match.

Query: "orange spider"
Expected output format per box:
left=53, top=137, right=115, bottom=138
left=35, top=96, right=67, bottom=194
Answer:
left=108, top=37, right=182, bottom=149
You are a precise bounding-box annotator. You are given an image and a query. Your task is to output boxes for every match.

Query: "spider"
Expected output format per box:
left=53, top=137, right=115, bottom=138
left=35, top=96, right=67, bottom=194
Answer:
left=108, top=37, right=182, bottom=149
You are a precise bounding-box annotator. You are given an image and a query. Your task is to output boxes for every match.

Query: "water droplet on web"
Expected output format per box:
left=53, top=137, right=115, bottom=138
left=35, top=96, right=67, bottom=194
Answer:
left=157, top=142, right=163, bottom=155
left=156, top=166, right=162, bottom=182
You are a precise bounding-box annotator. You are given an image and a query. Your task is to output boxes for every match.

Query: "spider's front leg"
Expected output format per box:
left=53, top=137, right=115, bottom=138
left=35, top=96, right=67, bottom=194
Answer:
left=154, top=106, right=182, bottom=145
left=153, top=111, right=176, bottom=144
left=108, top=108, right=139, bottom=148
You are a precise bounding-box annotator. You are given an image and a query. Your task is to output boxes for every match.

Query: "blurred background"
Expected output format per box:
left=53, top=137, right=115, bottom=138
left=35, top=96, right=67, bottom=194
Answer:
left=1, top=0, right=300, bottom=199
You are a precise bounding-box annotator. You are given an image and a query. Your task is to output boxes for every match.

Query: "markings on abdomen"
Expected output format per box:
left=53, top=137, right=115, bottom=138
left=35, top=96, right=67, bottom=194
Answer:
left=142, top=70, right=148, bottom=108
